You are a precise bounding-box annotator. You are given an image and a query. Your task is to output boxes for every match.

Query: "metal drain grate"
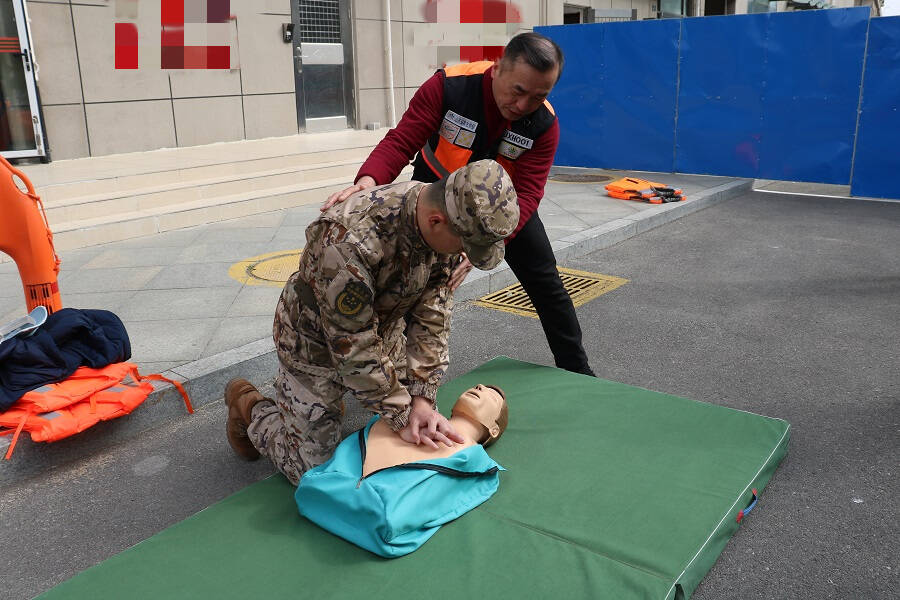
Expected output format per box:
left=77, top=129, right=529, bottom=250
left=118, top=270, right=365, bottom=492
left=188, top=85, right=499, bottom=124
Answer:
left=228, top=250, right=303, bottom=287
left=549, top=173, right=613, bottom=183
left=474, top=267, right=628, bottom=318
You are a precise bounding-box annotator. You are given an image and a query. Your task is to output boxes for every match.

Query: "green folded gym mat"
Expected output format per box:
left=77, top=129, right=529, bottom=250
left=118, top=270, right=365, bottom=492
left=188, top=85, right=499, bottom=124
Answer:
left=40, top=357, right=789, bottom=600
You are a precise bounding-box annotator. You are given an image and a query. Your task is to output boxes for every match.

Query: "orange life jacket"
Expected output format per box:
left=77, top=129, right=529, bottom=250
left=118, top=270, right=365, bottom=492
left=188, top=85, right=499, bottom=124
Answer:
left=0, top=362, right=192, bottom=459
left=411, top=61, right=557, bottom=184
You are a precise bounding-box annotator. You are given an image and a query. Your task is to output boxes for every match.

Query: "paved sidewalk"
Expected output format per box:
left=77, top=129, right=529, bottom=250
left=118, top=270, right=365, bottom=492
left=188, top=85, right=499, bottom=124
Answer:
left=0, top=168, right=749, bottom=471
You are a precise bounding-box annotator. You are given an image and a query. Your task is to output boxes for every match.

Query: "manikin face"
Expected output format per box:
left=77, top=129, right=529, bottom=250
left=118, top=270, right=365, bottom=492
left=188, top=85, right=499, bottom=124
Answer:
left=490, top=58, right=558, bottom=122
left=452, top=384, right=507, bottom=445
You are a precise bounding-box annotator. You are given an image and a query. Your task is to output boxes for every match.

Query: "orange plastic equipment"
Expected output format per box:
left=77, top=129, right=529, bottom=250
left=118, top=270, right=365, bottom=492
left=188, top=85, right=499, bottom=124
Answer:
left=0, top=362, right=193, bottom=459
left=605, top=177, right=667, bottom=196
left=0, top=155, right=62, bottom=314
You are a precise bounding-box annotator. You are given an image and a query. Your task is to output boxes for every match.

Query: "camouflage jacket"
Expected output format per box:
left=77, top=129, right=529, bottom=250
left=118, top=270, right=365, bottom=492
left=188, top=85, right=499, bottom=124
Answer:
left=274, top=181, right=455, bottom=430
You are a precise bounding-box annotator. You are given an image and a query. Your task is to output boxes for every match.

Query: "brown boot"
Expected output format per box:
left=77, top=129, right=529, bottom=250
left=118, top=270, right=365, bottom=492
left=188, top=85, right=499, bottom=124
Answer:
left=225, top=378, right=265, bottom=460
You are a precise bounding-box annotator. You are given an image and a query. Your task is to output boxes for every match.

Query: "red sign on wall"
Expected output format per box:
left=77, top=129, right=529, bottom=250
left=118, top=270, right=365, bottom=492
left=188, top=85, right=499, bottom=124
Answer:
left=115, top=0, right=232, bottom=70
left=424, top=0, right=522, bottom=64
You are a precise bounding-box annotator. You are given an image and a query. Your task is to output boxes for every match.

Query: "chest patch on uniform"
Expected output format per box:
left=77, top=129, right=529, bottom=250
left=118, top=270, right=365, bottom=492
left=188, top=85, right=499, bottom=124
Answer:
left=454, top=129, right=476, bottom=148
left=439, top=119, right=460, bottom=143
left=335, top=281, right=371, bottom=316
left=498, top=140, right=526, bottom=160
left=444, top=110, right=478, bottom=132
left=498, top=130, right=533, bottom=160
left=502, top=129, right=534, bottom=149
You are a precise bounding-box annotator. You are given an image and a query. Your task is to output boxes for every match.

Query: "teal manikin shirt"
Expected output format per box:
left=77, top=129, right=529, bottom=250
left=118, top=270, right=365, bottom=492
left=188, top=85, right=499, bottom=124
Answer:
left=295, top=416, right=505, bottom=558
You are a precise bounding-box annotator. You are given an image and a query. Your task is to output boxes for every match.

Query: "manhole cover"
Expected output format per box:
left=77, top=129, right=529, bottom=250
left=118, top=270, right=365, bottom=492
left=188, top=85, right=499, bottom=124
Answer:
left=549, top=173, right=612, bottom=183
left=228, top=249, right=303, bottom=286
left=474, top=267, right=628, bottom=318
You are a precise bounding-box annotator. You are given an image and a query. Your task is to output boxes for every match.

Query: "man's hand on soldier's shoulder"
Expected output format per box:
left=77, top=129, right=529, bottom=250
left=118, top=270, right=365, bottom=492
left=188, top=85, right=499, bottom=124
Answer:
left=398, top=396, right=465, bottom=449
left=322, top=175, right=377, bottom=211
left=448, top=253, right=473, bottom=292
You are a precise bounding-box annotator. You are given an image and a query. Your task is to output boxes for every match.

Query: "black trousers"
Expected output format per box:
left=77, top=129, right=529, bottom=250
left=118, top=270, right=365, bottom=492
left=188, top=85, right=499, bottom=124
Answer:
left=503, top=213, right=594, bottom=376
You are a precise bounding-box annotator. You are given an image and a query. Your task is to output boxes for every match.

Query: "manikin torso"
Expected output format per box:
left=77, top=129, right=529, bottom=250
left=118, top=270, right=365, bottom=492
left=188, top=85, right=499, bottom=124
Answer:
left=361, top=417, right=484, bottom=476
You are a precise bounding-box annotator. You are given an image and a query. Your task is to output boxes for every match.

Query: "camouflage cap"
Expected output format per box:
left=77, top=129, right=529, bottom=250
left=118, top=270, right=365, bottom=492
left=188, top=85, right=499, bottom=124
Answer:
left=443, top=159, right=519, bottom=270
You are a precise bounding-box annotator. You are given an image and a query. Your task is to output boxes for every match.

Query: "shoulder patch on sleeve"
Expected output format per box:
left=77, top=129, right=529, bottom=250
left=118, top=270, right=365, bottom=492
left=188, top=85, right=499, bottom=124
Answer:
left=335, top=280, right=372, bottom=316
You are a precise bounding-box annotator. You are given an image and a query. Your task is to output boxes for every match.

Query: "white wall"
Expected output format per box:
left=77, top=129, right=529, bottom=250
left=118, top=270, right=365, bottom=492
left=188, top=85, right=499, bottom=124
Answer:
left=27, top=0, right=297, bottom=159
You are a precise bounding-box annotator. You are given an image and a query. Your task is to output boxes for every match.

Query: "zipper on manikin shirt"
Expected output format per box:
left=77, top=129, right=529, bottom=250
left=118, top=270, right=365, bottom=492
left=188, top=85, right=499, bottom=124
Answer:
left=355, top=428, right=499, bottom=488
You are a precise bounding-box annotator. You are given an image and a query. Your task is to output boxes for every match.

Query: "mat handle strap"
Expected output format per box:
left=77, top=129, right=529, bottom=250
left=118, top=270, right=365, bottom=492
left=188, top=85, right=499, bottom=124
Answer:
left=736, top=488, right=758, bottom=523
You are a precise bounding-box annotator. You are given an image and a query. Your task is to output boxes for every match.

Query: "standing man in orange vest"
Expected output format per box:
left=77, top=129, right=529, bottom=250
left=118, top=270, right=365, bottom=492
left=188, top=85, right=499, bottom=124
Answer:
left=324, top=32, right=594, bottom=376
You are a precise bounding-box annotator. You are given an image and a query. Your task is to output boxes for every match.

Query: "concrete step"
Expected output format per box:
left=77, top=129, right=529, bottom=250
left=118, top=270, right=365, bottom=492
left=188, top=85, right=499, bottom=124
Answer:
left=18, top=129, right=390, bottom=190
left=38, top=146, right=372, bottom=204
left=43, top=157, right=365, bottom=225
left=48, top=175, right=352, bottom=252
left=48, top=167, right=414, bottom=252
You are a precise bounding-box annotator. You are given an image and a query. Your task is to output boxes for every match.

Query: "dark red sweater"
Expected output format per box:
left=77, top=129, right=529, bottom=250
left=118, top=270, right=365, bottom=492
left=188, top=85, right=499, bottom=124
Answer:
left=355, top=67, right=559, bottom=240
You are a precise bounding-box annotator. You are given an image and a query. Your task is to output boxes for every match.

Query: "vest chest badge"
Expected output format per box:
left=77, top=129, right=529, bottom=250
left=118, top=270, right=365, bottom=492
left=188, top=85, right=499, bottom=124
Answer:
left=440, top=110, right=478, bottom=149
left=498, top=130, right=533, bottom=160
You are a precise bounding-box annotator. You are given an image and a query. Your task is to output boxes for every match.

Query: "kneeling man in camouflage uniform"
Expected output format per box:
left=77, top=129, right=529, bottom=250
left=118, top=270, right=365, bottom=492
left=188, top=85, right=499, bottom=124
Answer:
left=224, top=160, right=519, bottom=485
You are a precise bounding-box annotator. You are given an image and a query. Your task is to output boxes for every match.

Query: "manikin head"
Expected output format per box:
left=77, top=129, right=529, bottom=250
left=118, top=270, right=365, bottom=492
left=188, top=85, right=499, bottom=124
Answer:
left=451, top=384, right=508, bottom=447
left=491, top=32, right=564, bottom=122
left=416, top=160, right=519, bottom=269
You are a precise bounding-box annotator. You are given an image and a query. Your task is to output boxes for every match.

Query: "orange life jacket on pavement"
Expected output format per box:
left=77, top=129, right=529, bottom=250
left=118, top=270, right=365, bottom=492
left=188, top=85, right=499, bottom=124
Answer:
left=411, top=61, right=557, bottom=183
left=0, top=362, right=192, bottom=459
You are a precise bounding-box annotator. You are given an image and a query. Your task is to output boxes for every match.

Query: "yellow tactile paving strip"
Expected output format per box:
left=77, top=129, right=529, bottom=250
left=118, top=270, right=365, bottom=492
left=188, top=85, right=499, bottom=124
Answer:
left=228, top=249, right=303, bottom=286
left=474, top=267, right=628, bottom=318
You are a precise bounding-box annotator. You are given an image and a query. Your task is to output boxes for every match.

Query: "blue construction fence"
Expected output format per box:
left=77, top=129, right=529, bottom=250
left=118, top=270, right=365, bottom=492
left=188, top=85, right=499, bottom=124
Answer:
left=536, top=8, right=899, bottom=200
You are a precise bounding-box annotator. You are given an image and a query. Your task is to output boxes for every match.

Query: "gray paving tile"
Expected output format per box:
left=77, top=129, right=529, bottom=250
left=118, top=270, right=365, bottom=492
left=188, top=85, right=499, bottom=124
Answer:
left=0, top=304, right=26, bottom=324
left=0, top=272, right=23, bottom=298
left=58, top=266, right=163, bottom=294
left=81, top=247, right=184, bottom=269
left=201, top=315, right=273, bottom=358
left=114, top=227, right=206, bottom=249
left=538, top=208, right=591, bottom=231
left=192, top=227, right=276, bottom=244
left=545, top=224, right=588, bottom=242
left=270, top=225, right=308, bottom=247
left=58, top=290, right=136, bottom=313
left=146, top=262, right=239, bottom=289
left=564, top=205, right=644, bottom=226
left=56, top=246, right=105, bottom=270
left=117, top=286, right=238, bottom=321
left=175, top=242, right=274, bottom=265
left=281, top=205, right=324, bottom=227
left=208, top=211, right=285, bottom=229
left=134, top=361, right=189, bottom=374
left=126, top=317, right=220, bottom=364
left=226, top=285, right=282, bottom=317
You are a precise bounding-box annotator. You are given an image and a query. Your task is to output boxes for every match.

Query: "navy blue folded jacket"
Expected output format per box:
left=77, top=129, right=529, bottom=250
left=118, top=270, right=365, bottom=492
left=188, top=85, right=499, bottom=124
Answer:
left=0, top=308, right=131, bottom=411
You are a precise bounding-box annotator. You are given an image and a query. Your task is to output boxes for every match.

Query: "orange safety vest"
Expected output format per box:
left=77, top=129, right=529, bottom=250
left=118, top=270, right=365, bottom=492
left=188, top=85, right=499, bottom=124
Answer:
left=0, top=362, right=192, bottom=459
left=411, top=61, right=557, bottom=184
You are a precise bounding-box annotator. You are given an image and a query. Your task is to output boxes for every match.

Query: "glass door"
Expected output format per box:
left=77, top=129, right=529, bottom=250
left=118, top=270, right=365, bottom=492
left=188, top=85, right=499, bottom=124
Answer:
left=0, top=0, right=46, bottom=159
left=292, top=0, right=355, bottom=133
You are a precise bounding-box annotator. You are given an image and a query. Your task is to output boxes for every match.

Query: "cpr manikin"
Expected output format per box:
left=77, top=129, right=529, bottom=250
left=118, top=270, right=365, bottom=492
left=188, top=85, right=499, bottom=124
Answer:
left=361, top=384, right=507, bottom=475
left=295, top=385, right=508, bottom=557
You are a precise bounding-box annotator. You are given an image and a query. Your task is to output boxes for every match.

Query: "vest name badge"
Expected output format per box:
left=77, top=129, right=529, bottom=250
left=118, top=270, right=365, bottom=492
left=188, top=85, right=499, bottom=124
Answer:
left=502, top=129, right=534, bottom=149
left=498, top=130, right=533, bottom=160
left=440, top=111, right=478, bottom=149
left=444, top=110, right=478, bottom=132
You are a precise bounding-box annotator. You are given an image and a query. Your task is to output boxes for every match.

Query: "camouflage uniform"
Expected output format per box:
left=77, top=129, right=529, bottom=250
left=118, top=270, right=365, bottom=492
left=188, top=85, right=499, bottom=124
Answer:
left=247, top=160, right=518, bottom=485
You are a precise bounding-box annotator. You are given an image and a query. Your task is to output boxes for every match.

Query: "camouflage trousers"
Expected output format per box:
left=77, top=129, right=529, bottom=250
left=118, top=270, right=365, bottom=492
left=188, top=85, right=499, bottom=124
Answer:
left=247, top=348, right=408, bottom=486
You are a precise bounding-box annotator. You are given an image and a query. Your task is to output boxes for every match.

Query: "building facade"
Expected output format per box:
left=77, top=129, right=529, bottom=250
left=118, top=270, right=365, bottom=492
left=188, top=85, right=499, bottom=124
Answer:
left=2, top=0, right=881, bottom=161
